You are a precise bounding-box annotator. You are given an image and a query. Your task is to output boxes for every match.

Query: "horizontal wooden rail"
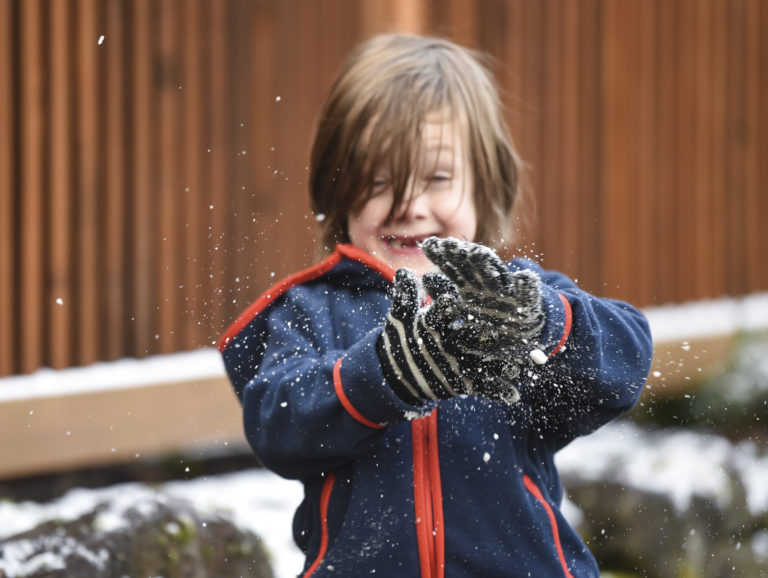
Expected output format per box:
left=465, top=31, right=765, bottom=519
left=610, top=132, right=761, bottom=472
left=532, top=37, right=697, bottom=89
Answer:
left=1, top=293, right=766, bottom=481
left=0, top=351, right=246, bottom=480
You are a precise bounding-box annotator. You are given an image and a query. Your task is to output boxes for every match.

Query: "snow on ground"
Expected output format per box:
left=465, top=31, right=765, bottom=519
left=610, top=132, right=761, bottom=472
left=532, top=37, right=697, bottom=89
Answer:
left=556, top=420, right=767, bottom=514
left=0, top=468, right=305, bottom=578
left=3, top=421, right=767, bottom=577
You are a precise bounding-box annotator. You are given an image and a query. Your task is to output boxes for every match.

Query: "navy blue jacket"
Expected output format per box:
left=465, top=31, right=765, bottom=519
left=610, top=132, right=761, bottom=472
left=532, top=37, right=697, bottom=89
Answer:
left=219, top=244, right=653, bottom=577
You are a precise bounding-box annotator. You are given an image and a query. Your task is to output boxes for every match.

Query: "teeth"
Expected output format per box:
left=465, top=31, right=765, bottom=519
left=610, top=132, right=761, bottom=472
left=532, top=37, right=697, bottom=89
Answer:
left=385, top=236, right=424, bottom=250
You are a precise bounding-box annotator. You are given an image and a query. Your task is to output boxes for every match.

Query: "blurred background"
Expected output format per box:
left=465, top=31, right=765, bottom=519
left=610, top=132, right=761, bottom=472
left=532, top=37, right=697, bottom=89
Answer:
left=2, top=0, right=765, bottom=378
left=1, top=2, right=767, bottom=576
left=1, top=0, right=766, bottom=492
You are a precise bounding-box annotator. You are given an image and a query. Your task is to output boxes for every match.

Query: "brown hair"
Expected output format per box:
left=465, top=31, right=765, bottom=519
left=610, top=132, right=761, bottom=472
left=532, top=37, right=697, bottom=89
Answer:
left=309, top=34, right=524, bottom=250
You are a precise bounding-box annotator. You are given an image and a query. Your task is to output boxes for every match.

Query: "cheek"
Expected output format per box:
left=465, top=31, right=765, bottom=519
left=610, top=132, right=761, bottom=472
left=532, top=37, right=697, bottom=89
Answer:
left=347, top=199, right=385, bottom=243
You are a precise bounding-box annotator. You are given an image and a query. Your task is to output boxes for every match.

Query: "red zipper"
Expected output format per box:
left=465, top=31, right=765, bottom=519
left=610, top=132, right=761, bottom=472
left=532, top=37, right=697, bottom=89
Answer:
left=412, top=409, right=445, bottom=578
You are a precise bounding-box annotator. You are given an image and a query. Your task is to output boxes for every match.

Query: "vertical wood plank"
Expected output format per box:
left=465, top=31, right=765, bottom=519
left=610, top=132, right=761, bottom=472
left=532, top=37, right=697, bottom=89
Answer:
left=519, top=1, right=545, bottom=258
left=207, top=0, right=229, bottom=338
left=0, top=0, right=15, bottom=375
left=49, top=0, right=74, bottom=368
left=675, top=0, right=696, bottom=300
left=541, top=0, right=566, bottom=271
left=725, top=0, right=747, bottom=295
left=76, top=0, right=101, bottom=365
left=635, top=0, right=657, bottom=305
left=709, top=0, right=728, bottom=297
left=131, top=0, right=155, bottom=357
left=441, top=0, right=478, bottom=47
left=105, top=0, right=127, bottom=359
left=502, top=0, right=532, bottom=249
left=181, top=0, right=204, bottom=350
left=560, top=0, right=582, bottom=279
left=743, top=0, right=760, bottom=291
left=576, top=0, right=602, bottom=295
left=360, top=0, right=427, bottom=36
left=691, top=0, right=712, bottom=298
left=655, top=0, right=680, bottom=304
left=20, top=0, right=45, bottom=373
left=600, top=0, right=634, bottom=299
left=157, top=0, right=180, bottom=351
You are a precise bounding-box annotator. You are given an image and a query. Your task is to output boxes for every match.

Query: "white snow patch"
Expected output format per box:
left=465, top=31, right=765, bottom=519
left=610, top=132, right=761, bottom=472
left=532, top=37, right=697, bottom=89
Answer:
left=0, top=469, right=304, bottom=578
left=0, top=349, right=226, bottom=403
left=643, top=291, right=768, bottom=343
left=556, top=421, right=750, bottom=512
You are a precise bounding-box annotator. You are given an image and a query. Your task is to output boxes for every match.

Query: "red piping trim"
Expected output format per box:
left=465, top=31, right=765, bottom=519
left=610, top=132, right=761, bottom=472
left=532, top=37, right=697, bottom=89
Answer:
left=336, top=243, right=396, bottom=282
left=427, top=412, right=445, bottom=578
left=303, top=472, right=336, bottom=577
left=218, top=244, right=395, bottom=352
left=549, top=293, right=573, bottom=357
left=523, top=474, right=575, bottom=578
left=333, top=358, right=385, bottom=429
left=218, top=251, right=343, bottom=351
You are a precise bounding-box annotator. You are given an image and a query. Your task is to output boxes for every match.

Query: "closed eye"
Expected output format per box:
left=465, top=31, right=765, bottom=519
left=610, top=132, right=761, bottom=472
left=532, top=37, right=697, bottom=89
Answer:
left=426, top=173, right=453, bottom=185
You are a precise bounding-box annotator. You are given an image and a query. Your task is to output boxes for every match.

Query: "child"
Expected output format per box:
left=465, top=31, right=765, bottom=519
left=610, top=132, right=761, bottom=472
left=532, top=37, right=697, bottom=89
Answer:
left=219, top=34, right=652, bottom=578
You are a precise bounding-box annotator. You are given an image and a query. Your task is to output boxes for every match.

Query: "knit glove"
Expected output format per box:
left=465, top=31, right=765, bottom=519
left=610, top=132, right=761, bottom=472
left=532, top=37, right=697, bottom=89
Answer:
left=377, top=268, right=521, bottom=406
left=421, top=237, right=545, bottom=359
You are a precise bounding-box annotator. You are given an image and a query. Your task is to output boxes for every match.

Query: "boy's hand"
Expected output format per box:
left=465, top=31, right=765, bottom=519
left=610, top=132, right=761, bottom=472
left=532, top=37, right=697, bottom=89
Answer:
left=377, top=268, right=521, bottom=406
left=421, top=237, right=545, bottom=355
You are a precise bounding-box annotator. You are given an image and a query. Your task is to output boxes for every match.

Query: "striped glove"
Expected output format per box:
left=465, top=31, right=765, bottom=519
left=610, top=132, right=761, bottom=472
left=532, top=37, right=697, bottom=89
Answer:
left=421, top=237, right=545, bottom=358
left=377, top=268, right=521, bottom=406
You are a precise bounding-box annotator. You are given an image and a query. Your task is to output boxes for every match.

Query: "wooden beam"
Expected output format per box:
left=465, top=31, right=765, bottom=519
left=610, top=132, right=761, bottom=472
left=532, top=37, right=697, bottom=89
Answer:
left=0, top=369, right=246, bottom=480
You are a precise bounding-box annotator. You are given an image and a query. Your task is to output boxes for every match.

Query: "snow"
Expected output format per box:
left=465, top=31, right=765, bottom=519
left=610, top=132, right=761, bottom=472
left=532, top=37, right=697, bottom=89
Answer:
left=3, top=421, right=766, bottom=577
left=1, top=292, right=767, bottom=576
left=643, top=291, right=768, bottom=342
left=557, top=421, right=733, bottom=511
left=0, top=469, right=305, bottom=578
left=0, top=349, right=226, bottom=403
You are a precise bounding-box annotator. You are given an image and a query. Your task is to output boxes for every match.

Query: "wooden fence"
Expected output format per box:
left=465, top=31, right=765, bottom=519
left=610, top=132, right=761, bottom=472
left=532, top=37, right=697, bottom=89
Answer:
left=2, top=0, right=766, bottom=377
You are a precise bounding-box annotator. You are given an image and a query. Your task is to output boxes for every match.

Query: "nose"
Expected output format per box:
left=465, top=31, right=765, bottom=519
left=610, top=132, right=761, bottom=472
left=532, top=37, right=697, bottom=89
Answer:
left=393, top=184, right=427, bottom=222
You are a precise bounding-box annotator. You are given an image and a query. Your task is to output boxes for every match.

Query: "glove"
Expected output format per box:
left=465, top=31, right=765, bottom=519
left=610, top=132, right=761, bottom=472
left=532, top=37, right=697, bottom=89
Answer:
left=377, top=268, right=521, bottom=406
left=421, top=237, right=545, bottom=357
left=377, top=268, right=475, bottom=405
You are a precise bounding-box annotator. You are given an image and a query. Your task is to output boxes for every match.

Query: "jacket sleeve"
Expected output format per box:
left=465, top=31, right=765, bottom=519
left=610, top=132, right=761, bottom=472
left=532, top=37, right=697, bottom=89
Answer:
left=512, top=260, right=653, bottom=448
left=221, top=286, right=423, bottom=480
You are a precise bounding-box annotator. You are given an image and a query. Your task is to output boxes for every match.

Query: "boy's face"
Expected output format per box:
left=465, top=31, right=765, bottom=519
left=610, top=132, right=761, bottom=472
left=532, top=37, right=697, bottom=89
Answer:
left=347, top=116, right=477, bottom=276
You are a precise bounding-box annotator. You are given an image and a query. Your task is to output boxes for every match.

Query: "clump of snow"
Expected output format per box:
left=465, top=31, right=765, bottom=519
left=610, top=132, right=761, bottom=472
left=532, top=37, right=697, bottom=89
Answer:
left=557, top=420, right=766, bottom=514
left=1, top=536, right=109, bottom=577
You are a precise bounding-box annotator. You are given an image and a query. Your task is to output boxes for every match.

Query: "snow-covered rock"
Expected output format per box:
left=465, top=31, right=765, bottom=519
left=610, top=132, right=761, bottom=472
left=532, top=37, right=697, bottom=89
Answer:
left=557, top=421, right=768, bottom=577
left=0, top=484, right=273, bottom=578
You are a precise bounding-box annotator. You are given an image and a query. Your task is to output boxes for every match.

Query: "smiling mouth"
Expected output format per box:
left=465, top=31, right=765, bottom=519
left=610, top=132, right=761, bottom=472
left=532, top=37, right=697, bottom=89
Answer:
left=383, top=235, right=430, bottom=250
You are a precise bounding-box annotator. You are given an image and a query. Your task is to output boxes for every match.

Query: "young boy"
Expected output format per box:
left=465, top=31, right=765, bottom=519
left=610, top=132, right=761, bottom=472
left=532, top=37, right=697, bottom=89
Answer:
left=219, top=34, right=653, bottom=577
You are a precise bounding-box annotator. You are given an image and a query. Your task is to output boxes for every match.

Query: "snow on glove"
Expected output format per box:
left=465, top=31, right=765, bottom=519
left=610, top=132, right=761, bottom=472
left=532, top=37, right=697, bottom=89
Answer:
left=376, top=268, right=482, bottom=405
left=419, top=271, right=522, bottom=405
left=421, top=237, right=545, bottom=356
left=414, top=273, right=520, bottom=404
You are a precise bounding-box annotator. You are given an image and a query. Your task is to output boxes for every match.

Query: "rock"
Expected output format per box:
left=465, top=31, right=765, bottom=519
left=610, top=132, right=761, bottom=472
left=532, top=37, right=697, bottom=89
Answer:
left=0, top=487, right=273, bottom=578
left=557, top=421, right=768, bottom=578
